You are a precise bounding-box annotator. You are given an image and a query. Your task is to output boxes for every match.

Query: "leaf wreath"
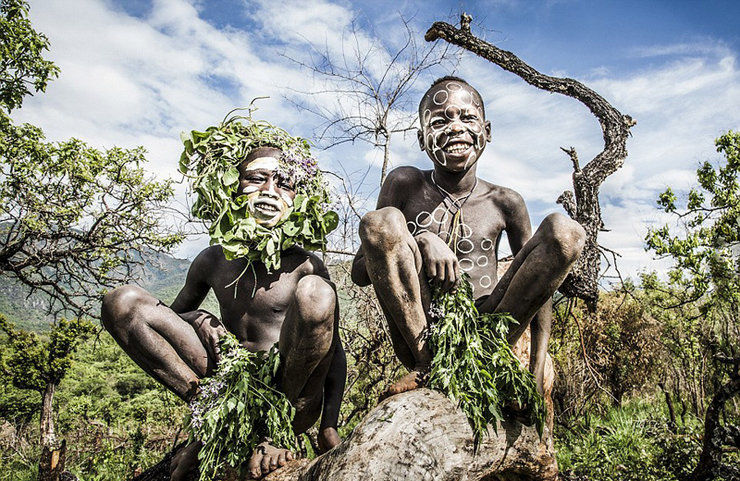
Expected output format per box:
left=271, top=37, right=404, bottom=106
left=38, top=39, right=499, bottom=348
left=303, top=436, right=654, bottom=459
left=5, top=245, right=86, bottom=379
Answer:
left=179, top=104, right=338, bottom=272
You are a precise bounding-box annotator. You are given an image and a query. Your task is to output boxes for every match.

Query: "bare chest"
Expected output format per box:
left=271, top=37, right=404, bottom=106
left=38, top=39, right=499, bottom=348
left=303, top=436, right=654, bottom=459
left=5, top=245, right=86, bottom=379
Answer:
left=210, top=257, right=307, bottom=347
left=402, top=194, right=506, bottom=296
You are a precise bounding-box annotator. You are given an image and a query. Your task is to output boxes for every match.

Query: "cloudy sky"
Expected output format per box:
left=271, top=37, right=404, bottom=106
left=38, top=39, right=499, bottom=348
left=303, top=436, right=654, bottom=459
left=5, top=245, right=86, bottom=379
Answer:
left=16, top=0, right=740, bottom=283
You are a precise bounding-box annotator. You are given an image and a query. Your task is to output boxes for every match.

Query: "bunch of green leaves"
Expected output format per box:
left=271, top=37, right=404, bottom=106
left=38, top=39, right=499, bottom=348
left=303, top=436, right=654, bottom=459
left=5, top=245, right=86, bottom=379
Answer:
left=187, top=334, right=298, bottom=481
left=179, top=106, right=338, bottom=271
left=1, top=0, right=60, bottom=112
left=427, top=276, right=545, bottom=445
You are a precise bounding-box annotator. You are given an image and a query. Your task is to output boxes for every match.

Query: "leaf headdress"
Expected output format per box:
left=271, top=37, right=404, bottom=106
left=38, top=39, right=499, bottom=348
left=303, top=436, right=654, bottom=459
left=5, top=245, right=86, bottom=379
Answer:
left=179, top=105, right=338, bottom=271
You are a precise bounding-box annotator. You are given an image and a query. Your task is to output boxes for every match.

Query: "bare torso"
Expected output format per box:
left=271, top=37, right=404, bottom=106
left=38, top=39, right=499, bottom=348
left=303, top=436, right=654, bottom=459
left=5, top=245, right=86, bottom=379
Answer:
left=173, top=245, right=326, bottom=352
left=388, top=167, right=524, bottom=298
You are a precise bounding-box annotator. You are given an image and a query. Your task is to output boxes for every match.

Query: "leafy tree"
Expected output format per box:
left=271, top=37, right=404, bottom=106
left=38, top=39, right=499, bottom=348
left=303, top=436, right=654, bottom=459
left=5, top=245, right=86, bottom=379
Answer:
left=0, top=315, right=95, bottom=454
left=0, top=0, right=59, bottom=112
left=645, top=131, right=740, bottom=481
left=0, top=2, right=184, bottom=479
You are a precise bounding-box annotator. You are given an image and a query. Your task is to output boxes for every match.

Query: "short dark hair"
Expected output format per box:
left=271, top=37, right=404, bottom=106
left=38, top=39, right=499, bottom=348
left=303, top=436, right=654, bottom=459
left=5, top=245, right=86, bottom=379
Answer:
left=419, top=76, right=485, bottom=119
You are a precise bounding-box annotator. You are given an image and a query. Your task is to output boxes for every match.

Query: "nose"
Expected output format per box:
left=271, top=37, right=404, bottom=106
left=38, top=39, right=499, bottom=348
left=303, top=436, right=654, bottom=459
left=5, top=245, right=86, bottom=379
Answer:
left=258, top=177, right=280, bottom=198
left=447, top=119, right=465, bottom=135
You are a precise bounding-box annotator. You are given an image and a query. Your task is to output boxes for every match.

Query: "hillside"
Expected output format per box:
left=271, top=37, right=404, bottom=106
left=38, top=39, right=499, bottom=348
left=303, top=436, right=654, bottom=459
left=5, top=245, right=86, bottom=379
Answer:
left=0, top=250, right=218, bottom=331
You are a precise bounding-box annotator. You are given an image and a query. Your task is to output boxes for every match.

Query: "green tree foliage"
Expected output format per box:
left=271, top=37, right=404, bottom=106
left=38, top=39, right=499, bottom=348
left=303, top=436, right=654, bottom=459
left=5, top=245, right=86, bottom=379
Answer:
left=0, top=1, right=184, bottom=319
left=0, top=0, right=59, bottom=112
left=0, top=315, right=95, bottom=393
left=644, top=131, right=739, bottom=481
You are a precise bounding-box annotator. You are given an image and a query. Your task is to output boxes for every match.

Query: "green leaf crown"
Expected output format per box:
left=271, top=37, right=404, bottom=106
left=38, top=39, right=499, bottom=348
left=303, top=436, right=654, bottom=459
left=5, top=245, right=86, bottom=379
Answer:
left=179, top=107, right=338, bottom=270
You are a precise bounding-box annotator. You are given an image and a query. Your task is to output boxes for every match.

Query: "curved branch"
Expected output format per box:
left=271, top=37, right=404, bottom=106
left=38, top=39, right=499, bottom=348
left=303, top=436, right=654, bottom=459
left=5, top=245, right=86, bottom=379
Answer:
left=425, top=14, right=636, bottom=308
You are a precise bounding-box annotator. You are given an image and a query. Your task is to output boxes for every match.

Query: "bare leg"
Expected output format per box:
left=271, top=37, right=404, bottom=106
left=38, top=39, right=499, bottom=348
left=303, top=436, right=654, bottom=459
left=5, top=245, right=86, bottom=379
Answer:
left=359, top=207, right=433, bottom=396
left=479, top=213, right=584, bottom=393
left=247, top=275, right=337, bottom=479
left=101, top=284, right=215, bottom=401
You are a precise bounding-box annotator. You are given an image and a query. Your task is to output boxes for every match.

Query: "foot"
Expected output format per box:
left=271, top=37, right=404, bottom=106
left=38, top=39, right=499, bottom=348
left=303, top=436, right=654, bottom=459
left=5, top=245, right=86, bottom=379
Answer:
left=380, top=370, right=427, bottom=400
left=502, top=399, right=534, bottom=425
left=246, top=442, right=294, bottom=479
left=317, top=427, right=341, bottom=454
left=170, top=441, right=200, bottom=481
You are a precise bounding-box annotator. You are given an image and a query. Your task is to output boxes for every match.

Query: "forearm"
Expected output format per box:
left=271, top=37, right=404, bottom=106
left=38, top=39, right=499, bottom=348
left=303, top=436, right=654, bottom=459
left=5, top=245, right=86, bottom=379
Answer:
left=319, top=341, right=347, bottom=430
left=350, top=247, right=371, bottom=286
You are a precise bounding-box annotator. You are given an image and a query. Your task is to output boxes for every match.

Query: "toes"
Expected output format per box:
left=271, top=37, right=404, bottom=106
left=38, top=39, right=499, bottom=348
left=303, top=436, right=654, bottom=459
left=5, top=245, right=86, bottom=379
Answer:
left=247, top=451, right=263, bottom=479
left=277, top=451, right=287, bottom=467
left=286, top=450, right=294, bottom=461
left=261, top=453, right=272, bottom=475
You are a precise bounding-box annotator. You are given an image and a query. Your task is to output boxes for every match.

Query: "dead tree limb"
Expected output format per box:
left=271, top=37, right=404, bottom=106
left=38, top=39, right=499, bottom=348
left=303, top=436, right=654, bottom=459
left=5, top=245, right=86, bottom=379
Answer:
left=425, top=14, right=636, bottom=309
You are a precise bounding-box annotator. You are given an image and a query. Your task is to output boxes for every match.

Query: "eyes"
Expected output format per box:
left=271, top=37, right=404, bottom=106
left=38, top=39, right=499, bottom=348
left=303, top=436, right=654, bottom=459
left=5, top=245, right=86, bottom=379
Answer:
left=242, top=172, right=294, bottom=191
left=429, top=111, right=479, bottom=128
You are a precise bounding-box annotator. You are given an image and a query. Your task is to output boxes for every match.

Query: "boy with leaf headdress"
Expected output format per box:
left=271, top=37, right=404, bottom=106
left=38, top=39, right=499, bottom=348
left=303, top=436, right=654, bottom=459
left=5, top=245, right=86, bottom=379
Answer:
left=102, top=111, right=345, bottom=480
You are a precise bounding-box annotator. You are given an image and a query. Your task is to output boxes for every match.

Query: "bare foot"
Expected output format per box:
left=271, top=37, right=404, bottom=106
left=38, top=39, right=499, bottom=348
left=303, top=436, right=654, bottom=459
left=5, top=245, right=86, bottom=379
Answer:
left=317, top=427, right=341, bottom=454
left=380, top=370, right=427, bottom=400
left=246, top=442, right=294, bottom=479
left=170, top=441, right=200, bottom=481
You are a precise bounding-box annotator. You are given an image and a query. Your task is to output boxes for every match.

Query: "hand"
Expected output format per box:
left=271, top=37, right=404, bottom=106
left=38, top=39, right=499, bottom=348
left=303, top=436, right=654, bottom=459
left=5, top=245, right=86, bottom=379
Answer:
left=188, top=311, right=228, bottom=363
left=415, top=231, right=459, bottom=292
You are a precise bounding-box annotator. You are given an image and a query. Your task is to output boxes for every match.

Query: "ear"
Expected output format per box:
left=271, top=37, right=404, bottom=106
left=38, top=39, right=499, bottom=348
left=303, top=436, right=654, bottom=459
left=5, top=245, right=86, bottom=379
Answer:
left=417, top=128, right=425, bottom=151
left=484, top=120, right=492, bottom=143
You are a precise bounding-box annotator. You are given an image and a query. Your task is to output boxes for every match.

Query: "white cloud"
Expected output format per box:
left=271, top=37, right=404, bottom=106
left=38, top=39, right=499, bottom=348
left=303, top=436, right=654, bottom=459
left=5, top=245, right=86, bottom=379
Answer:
left=13, top=0, right=740, bottom=285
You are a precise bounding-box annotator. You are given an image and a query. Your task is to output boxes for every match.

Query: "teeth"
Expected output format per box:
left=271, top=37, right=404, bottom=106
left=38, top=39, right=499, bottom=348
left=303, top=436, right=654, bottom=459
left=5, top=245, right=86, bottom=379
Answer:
left=445, top=144, right=470, bottom=154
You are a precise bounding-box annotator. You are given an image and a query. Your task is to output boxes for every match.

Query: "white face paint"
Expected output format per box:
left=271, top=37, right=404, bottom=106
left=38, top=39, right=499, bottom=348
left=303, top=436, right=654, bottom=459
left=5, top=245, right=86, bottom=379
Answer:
left=240, top=155, right=295, bottom=227
left=420, top=82, right=489, bottom=171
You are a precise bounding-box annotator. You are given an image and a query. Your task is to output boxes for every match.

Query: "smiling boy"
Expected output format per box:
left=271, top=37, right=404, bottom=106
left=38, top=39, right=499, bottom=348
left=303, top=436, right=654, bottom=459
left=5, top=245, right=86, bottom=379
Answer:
left=352, top=76, right=585, bottom=398
left=102, top=142, right=345, bottom=479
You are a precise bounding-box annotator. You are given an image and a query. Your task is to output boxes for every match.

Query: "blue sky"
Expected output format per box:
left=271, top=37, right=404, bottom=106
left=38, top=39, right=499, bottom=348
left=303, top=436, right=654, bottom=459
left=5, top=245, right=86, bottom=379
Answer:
left=18, top=0, right=740, bottom=282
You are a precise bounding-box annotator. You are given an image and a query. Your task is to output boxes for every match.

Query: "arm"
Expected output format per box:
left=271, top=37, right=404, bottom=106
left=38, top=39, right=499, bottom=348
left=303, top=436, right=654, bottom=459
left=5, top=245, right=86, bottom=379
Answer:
left=170, top=247, right=214, bottom=314
left=171, top=247, right=227, bottom=362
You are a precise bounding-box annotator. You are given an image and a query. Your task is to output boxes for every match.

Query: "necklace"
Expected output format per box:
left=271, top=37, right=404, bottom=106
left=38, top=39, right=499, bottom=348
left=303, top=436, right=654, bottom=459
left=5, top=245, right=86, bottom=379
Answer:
left=430, top=171, right=478, bottom=252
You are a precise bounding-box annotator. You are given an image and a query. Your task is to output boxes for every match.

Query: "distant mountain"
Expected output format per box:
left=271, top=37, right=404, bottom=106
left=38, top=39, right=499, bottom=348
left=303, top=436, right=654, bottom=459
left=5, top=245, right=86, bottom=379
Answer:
left=0, top=250, right=218, bottom=331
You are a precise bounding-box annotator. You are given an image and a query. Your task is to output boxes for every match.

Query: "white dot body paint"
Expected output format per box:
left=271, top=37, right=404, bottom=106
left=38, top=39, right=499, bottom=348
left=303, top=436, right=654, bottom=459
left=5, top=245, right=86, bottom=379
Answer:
left=477, top=255, right=489, bottom=267
left=431, top=206, right=449, bottom=225
left=416, top=211, right=433, bottom=228
left=457, top=238, right=474, bottom=254
left=407, top=221, right=417, bottom=235
left=460, top=258, right=474, bottom=272
left=432, top=90, right=448, bottom=105
left=481, top=238, right=493, bottom=251
left=480, top=275, right=492, bottom=289
left=446, top=82, right=462, bottom=92
left=459, top=223, right=472, bottom=238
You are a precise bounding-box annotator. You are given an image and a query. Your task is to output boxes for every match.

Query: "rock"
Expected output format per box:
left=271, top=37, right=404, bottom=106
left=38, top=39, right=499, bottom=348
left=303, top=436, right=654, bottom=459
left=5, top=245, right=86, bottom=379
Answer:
left=265, top=388, right=557, bottom=481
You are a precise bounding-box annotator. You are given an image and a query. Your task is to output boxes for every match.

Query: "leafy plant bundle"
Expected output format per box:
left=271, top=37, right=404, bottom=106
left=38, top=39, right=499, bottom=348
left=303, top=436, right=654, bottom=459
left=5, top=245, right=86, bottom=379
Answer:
left=179, top=105, right=338, bottom=271
left=427, top=275, right=545, bottom=445
left=187, top=334, right=299, bottom=481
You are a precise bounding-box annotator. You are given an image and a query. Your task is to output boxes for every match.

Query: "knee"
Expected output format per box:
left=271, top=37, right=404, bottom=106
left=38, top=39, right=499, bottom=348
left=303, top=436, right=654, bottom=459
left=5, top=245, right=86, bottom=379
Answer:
left=294, top=275, right=336, bottom=327
left=101, top=284, right=150, bottom=332
left=541, top=213, right=586, bottom=264
left=359, top=207, right=408, bottom=249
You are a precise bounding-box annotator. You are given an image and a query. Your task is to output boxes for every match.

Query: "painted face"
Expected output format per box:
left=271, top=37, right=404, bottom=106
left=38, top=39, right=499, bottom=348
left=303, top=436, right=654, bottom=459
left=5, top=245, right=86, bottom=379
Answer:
left=238, top=153, right=296, bottom=227
left=418, top=81, right=490, bottom=172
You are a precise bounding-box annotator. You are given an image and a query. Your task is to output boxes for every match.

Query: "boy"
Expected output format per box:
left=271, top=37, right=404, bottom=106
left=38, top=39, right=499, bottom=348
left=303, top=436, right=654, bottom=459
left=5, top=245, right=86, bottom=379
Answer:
left=352, top=76, right=585, bottom=399
left=102, top=144, right=346, bottom=480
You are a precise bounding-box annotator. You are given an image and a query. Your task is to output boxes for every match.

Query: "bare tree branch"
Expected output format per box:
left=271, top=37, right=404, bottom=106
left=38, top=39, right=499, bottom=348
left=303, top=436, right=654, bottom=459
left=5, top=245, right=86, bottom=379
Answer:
left=425, top=14, right=636, bottom=309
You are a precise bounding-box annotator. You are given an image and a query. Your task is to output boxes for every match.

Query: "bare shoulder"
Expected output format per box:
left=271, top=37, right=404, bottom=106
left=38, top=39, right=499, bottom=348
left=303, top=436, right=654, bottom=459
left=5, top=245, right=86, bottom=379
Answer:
left=283, top=246, right=331, bottom=280
left=478, top=179, right=528, bottom=220
left=386, top=165, right=425, bottom=185
left=379, top=166, right=426, bottom=207
left=187, top=245, right=227, bottom=283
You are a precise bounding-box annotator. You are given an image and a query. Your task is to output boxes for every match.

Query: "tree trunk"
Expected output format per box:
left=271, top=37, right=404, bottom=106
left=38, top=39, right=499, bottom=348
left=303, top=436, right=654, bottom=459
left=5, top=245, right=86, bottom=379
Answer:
left=39, top=382, right=66, bottom=481
left=263, top=389, right=557, bottom=481
left=133, top=387, right=556, bottom=481
left=690, top=370, right=740, bottom=481
left=380, top=136, right=391, bottom=187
